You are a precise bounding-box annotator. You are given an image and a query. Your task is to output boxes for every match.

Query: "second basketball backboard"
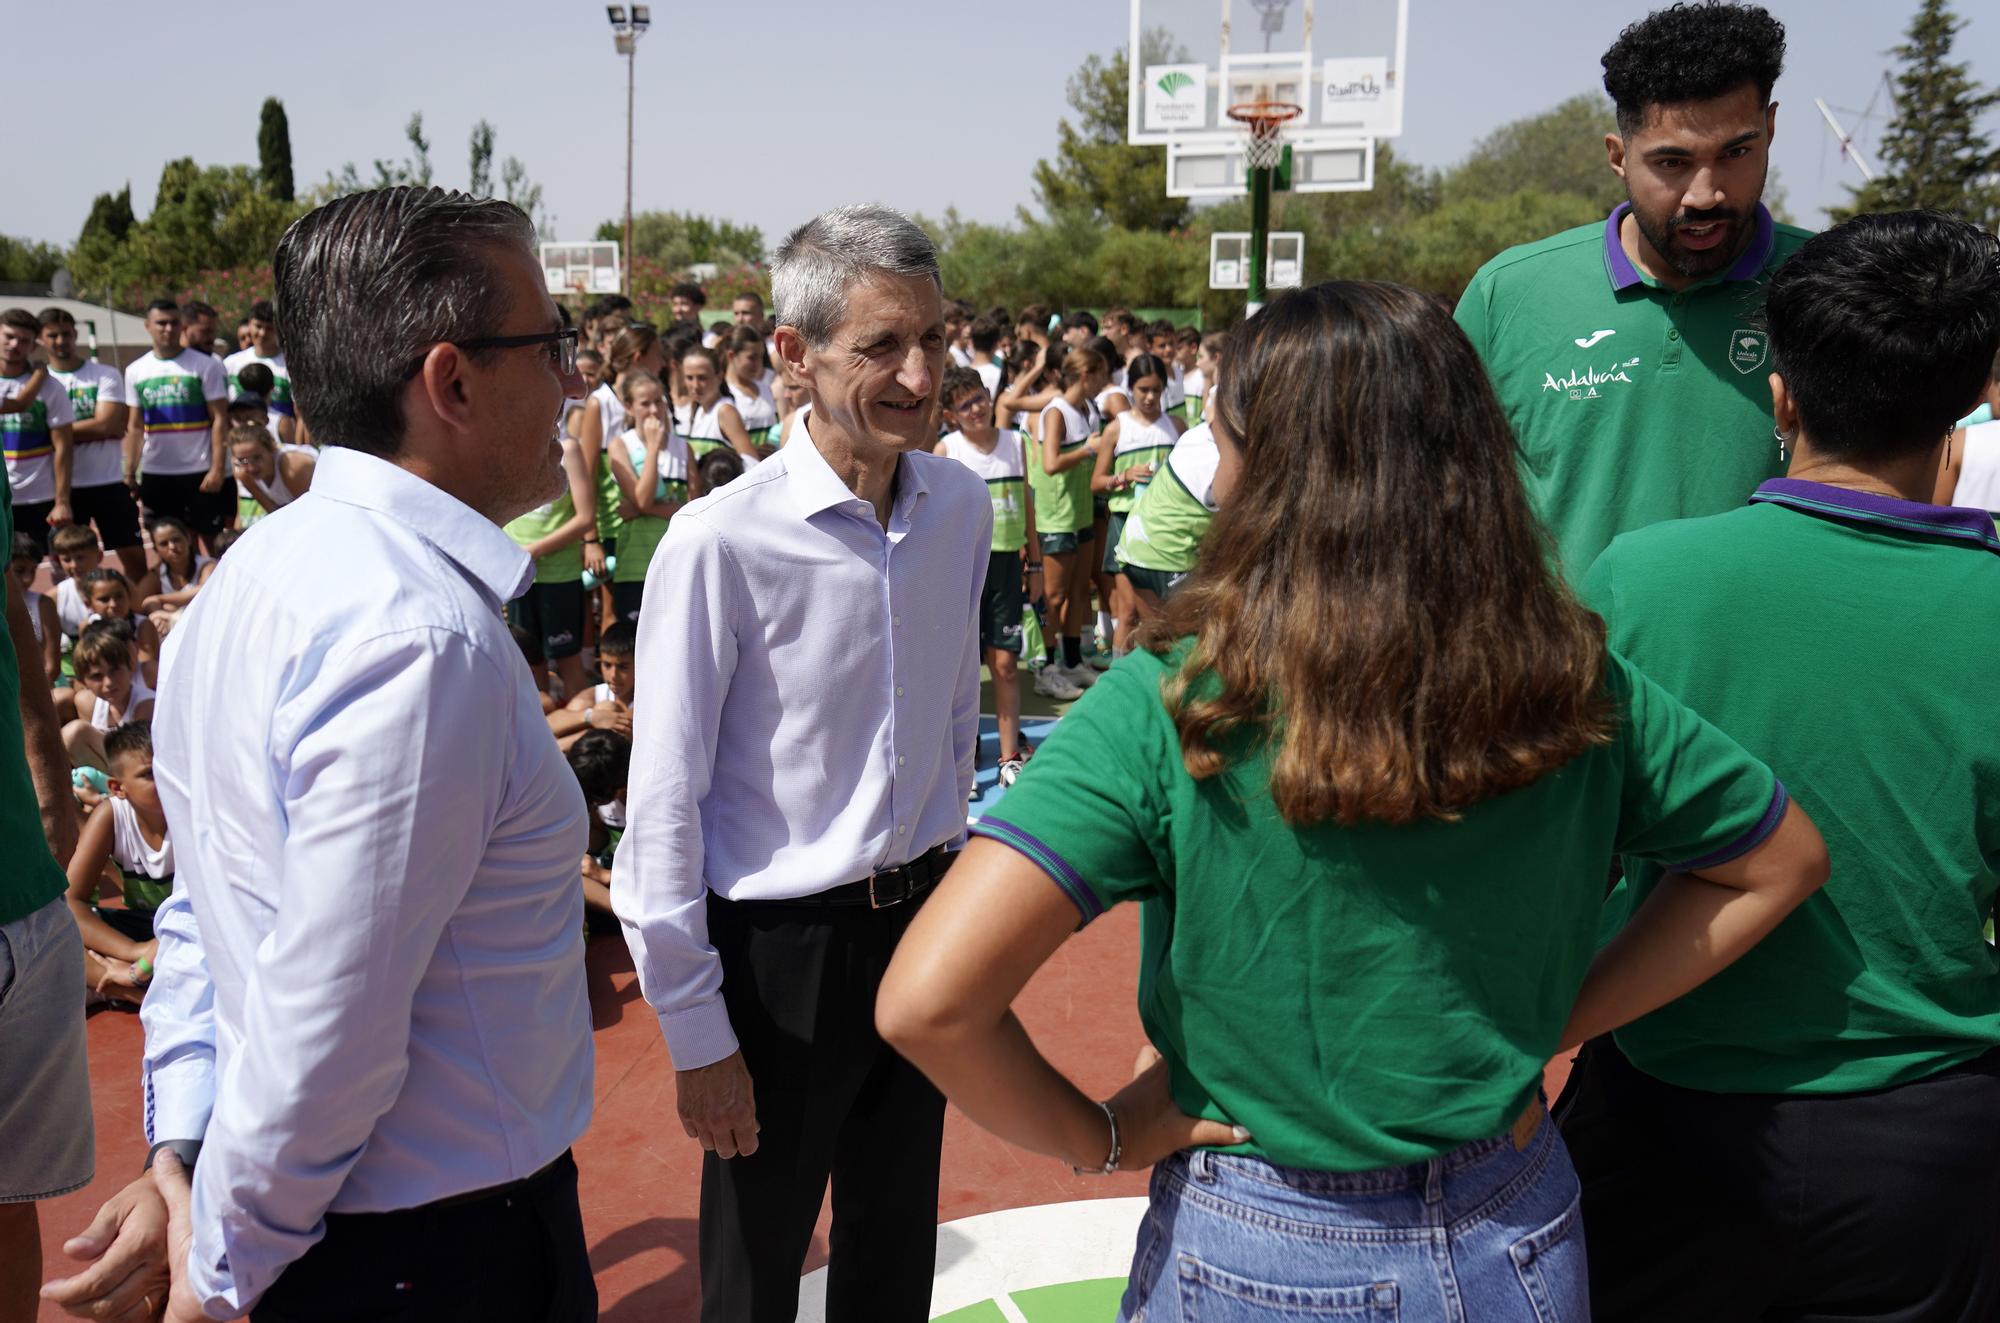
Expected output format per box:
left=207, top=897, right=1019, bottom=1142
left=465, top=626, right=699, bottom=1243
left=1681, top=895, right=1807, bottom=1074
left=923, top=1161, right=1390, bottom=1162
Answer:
left=1127, top=0, right=1410, bottom=150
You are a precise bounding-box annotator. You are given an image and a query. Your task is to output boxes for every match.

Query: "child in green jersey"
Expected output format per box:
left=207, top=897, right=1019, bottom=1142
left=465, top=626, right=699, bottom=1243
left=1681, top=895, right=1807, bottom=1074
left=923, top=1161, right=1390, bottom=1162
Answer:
left=502, top=432, right=603, bottom=700
left=936, top=366, right=1039, bottom=783
left=606, top=369, right=698, bottom=624
left=1034, top=346, right=1109, bottom=693
left=1091, top=352, right=1182, bottom=655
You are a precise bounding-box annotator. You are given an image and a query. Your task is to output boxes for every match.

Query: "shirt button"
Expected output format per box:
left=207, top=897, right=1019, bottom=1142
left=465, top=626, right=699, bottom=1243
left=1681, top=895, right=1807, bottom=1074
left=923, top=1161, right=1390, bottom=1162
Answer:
left=1667, top=329, right=1680, bottom=341
left=897, top=824, right=908, bottom=835
left=897, top=755, right=906, bottom=766
left=895, top=686, right=904, bottom=697
left=893, top=615, right=902, bottom=627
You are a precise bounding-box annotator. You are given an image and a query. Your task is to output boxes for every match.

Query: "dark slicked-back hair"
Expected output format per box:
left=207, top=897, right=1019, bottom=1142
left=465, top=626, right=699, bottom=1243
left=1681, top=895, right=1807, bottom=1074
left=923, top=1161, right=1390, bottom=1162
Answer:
left=1601, top=3, right=1786, bottom=135
left=1766, top=211, right=2000, bottom=463
left=273, top=186, right=535, bottom=456
left=105, top=720, right=152, bottom=770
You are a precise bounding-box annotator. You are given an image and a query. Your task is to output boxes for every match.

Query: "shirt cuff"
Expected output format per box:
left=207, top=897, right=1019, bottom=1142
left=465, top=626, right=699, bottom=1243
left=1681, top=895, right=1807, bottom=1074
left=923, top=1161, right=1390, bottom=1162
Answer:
left=657, top=997, right=739, bottom=1072
left=187, top=1218, right=248, bottom=1321
left=144, top=1059, right=215, bottom=1148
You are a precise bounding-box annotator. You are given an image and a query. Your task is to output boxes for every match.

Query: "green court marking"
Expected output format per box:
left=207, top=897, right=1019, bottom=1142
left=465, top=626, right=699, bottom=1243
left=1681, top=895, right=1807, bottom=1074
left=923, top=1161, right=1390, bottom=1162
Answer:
left=933, top=1302, right=1011, bottom=1323
left=1011, top=1277, right=1129, bottom=1322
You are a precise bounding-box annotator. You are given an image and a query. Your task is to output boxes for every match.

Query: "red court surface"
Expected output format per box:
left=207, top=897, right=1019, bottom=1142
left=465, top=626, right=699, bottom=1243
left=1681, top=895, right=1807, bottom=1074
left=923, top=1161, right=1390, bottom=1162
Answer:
left=38, top=897, right=1576, bottom=1321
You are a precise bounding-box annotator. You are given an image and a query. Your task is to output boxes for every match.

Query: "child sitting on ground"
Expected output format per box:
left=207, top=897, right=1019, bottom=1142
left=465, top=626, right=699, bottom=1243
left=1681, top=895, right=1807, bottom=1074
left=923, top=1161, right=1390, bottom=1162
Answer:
left=566, top=728, right=631, bottom=924
left=63, top=625, right=155, bottom=780
left=78, top=567, right=160, bottom=685
left=135, top=514, right=212, bottom=635
left=549, top=619, right=635, bottom=748
left=10, top=531, right=60, bottom=686
left=64, top=721, right=168, bottom=1005
left=49, top=522, right=104, bottom=648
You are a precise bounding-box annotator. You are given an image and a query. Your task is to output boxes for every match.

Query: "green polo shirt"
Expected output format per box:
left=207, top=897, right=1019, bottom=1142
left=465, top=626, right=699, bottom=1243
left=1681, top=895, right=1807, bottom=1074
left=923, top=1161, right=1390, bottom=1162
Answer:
left=1583, top=479, right=2000, bottom=1095
left=975, top=643, right=1783, bottom=1172
left=0, top=488, right=70, bottom=926
left=1455, top=203, right=1812, bottom=579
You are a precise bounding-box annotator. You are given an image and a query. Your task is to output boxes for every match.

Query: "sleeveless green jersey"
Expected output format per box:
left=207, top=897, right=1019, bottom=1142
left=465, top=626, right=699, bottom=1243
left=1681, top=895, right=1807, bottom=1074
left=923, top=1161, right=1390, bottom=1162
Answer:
left=1117, top=423, right=1220, bottom=573
left=939, top=429, right=1028, bottom=552
left=1033, top=397, right=1098, bottom=534
left=505, top=488, right=582, bottom=585
left=1107, top=412, right=1179, bottom=515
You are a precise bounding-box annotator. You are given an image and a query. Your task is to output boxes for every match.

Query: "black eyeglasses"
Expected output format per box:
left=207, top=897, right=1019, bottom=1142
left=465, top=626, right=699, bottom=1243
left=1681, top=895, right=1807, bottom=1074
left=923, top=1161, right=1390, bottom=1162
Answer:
left=403, top=328, right=579, bottom=380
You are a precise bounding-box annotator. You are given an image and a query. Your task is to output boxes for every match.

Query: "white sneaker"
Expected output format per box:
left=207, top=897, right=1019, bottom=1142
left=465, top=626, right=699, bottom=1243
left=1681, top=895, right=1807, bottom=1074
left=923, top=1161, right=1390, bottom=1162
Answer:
left=1034, top=667, right=1085, bottom=701
left=998, top=757, right=1025, bottom=787
left=1062, top=662, right=1098, bottom=689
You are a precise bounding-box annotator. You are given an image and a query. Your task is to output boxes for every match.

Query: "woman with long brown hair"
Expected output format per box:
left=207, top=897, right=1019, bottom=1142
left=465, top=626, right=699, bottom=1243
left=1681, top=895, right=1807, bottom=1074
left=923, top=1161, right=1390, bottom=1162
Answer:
left=877, top=282, right=1828, bottom=1321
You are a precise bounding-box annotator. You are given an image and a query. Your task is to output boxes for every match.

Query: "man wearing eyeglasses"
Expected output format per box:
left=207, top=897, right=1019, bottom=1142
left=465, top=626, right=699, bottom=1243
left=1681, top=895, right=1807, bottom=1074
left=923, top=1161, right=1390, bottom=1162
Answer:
left=80, top=187, right=600, bottom=1323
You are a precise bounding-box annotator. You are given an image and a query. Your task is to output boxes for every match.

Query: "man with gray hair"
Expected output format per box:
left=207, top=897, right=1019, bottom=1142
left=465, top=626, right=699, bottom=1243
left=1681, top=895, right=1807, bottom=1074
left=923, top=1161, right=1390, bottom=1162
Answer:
left=135, top=185, right=598, bottom=1322
left=614, top=203, right=990, bottom=1322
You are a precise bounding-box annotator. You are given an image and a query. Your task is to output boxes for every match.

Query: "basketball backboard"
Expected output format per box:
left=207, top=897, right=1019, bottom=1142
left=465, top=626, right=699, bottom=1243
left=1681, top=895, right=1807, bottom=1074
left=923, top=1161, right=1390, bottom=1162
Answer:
left=1210, top=232, right=1305, bottom=290
left=1128, top=0, right=1408, bottom=164
left=540, top=241, right=622, bottom=296
left=1168, top=136, right=1373, bottom=197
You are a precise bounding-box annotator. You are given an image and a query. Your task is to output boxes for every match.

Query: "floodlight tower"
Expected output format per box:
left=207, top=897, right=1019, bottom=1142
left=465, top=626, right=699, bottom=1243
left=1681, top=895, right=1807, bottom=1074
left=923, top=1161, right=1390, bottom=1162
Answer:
left=607, top=5, right=652, bottom=295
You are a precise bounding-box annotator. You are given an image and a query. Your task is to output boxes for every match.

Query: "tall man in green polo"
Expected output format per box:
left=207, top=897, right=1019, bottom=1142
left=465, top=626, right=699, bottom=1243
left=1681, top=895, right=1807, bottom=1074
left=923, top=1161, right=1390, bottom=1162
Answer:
left=1454, top=2, right=1809, bottom=578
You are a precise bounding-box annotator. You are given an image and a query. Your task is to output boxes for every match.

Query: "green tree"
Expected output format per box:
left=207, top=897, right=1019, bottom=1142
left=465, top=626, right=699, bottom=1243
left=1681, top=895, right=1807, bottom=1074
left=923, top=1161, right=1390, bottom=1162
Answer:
left=258, top=97, right=294, bottom=202
left=1032, top=31, right=1191, bottom=230
left=1439, top=94, right=1624, bottom=213
left=320, top=112, right=435, bottom=196
left=597, top=211, right=763, bottom=270
left=468, top=120, right=495, bottom=199
left=1834, top=0, right=2000, bottom=228
left=0, top=235, right=65, bottom=285
left=71, top=160, right=307, bottom=299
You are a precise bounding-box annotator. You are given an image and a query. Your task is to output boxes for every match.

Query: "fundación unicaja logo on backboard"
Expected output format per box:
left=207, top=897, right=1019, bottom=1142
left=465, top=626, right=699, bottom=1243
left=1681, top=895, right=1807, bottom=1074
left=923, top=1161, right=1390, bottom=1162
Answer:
left=1143, top=62, right=1209, bottom=132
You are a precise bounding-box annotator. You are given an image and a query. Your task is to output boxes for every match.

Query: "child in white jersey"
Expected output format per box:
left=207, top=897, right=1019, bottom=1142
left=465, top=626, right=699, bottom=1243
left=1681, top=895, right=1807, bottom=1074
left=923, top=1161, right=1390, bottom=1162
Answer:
left=65, top=721, right=169, bottom=1004
left=77, top=569, right=159, bottom=685
left=721, top=326, right=782, bottom=455
left=1937, top=348, right=2000, bottom=511
left=62, top=625, right=154, bottom=776
left=136, top=514, right=215, bottom=635
left=551, top=620, right=636, bottom=749
left=936, top=366, right=1039, bottom=783
left=566, top=728, right=631, bottom=923
left=1090, top=353, right=1184, bottom=654
left=10, top=532, right=59, bottom=687
left=606, top=370, right=697, bottom=623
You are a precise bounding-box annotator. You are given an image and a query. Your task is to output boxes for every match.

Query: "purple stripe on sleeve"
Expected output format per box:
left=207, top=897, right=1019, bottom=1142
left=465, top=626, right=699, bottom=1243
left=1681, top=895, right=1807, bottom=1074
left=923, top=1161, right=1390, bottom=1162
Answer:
left=1671, top=780, right=1790, bottom=873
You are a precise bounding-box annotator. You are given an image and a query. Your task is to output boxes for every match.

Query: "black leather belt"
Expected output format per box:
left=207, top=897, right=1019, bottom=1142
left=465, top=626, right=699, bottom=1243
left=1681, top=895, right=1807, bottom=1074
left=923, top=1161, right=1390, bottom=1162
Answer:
left=793, top=843, right=956, bottom=909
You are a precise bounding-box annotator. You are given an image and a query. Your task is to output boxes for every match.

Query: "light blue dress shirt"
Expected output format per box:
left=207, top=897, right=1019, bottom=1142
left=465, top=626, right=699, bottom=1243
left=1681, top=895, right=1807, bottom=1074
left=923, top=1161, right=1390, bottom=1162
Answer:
left=145, top=447, right=594, bottom=1318
left=612, top=416, right=991, bottom=1072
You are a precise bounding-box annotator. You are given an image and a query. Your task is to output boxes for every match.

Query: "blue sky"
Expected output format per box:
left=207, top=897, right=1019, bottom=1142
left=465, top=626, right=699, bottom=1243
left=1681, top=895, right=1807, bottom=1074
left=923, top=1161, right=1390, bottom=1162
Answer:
left=8, top=0, right=1992, bottom=258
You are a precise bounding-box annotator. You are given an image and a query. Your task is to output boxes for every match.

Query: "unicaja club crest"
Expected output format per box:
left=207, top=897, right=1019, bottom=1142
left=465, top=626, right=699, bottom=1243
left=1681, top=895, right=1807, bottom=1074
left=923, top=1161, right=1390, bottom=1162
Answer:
left=1729, top=328, right=1770, bottom=375
left=1155, top=70, right=1195, bottom=98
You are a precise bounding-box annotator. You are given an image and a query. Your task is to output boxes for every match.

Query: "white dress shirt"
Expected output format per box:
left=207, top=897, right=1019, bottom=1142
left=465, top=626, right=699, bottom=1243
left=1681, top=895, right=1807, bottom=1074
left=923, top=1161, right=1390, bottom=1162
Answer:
left=613, top=415, right=990, bottom=1072
left=146, top=447, right=594, bottom=1318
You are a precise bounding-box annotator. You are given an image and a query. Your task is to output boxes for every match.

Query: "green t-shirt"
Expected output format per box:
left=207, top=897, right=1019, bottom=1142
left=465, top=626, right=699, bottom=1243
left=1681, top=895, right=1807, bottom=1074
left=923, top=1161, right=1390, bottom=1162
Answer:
left=1582, top=479, right=2000, bottom=1094
left=976, top=644, right=1783, bottom=1172
left=504, top=490, right=582, bottom=585
left=0, top=490, right=70, bottom=926
left=1454, top=203, right=1811, bottom=580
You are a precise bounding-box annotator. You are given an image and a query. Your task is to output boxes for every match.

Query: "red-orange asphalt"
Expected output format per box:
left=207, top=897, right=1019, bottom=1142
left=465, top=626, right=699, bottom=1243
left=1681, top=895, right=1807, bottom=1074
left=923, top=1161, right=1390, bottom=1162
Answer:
left=37, top=905, right=1575, bottom=1322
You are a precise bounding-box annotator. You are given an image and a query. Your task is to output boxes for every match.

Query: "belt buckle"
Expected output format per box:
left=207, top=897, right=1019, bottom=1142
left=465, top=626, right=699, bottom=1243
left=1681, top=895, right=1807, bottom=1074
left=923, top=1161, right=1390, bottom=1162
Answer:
left=868, top=867, right=910, bottom=910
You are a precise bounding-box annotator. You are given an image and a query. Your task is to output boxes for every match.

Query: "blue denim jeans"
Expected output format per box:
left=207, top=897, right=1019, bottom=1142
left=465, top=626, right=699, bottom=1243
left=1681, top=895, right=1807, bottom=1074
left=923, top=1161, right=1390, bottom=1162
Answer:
left=1120, top=1106, right=1587, bottom=1322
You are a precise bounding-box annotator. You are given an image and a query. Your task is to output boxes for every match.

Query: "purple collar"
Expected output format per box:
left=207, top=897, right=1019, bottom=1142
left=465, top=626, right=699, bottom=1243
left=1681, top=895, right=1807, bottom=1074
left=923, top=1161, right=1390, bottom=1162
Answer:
left=1603, top=202, right=1776, bottom=292
left=1749, top=478, right=2000, bottom=554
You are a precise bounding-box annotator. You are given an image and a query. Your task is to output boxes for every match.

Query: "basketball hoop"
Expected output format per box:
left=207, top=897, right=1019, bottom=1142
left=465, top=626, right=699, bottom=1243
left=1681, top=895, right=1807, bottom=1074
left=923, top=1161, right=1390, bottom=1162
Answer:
left=1227, top=99, right=1303, bottom=171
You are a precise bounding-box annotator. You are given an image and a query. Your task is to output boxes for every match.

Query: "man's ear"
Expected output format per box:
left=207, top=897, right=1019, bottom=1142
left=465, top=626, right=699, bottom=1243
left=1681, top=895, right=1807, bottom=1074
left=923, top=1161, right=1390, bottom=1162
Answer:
left=1605, top=131, right=1628, bottom=182
left=773, top=326, right=812, bottom=394
left=413, top=342, right=476, bottom=435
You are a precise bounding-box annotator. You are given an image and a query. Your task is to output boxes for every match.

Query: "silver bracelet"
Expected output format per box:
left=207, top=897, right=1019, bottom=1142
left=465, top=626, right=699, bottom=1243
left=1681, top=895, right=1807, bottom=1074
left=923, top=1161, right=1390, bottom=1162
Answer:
left=1072, top=1099, right=1122, bottom=1176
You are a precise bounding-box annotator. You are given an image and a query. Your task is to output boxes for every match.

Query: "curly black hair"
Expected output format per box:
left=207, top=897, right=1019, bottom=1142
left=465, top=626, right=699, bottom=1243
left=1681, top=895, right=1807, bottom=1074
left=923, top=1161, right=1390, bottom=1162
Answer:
left=1601, top=2, right=1786, bottom=134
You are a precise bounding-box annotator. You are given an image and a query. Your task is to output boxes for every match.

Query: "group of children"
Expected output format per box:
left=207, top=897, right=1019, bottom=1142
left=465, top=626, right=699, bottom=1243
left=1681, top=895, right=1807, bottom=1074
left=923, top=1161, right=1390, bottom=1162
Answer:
left=28, top=280, right=1231, bottom=1005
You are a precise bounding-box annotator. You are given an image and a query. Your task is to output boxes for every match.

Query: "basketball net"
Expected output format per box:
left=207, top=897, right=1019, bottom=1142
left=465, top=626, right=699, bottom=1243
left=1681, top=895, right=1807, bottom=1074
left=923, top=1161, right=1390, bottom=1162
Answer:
left=1227, top=95, right=1302, bottom=172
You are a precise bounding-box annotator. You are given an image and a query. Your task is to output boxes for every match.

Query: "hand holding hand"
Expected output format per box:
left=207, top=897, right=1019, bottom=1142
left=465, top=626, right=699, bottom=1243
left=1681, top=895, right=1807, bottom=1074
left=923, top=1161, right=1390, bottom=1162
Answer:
left=40, top=1171, right=172, bottom=1321
left=1102, top=1045, right=1250, bottom=1171
left=676, top=1050, right=759, bottom=1159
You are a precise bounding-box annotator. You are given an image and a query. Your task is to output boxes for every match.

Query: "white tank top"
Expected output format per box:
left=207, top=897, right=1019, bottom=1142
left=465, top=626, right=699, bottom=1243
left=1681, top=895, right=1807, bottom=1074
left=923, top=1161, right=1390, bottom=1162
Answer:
left=109, top=793, right=174, bottom=881
left=55, top=578, right=88, bottom=641
left=618, top=427, right=691, bottom=501
left=676, top=397, right=732, bottom=441
left=939, top=429, right=1026, bottom=481
left=594, top=382, right=627, bottom=443
left=1112, top=412, right=1178, bottom=461
left=1952, top=420, right=2000, bottom=513
left=727, top=377, right=778, bottom=432
left=91, top=666, right=155, bottom=731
